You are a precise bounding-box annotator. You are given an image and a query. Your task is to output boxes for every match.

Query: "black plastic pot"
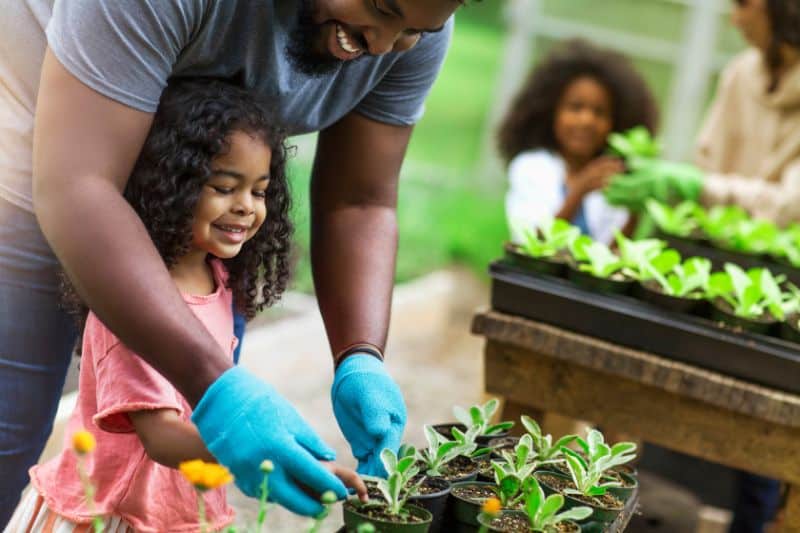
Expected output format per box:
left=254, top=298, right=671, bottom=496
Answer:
left=503, top=242, right=567, bottom=278
left=534, top=471, right=623, bottom=524
left=432, top=423, right=510, bottom=447
left=476, top=510, right=580, bottom=533
left=448, top=481, right=497, bottom=531
left=408, top=477, right=451, bottom=533
left=710, top=299, right=778, bottom=336
left=605, top=471, right=638, bottom=502
left=343, top=501, right=432, bottom=533
left=635, top=280, right=707, bottom=316
left=486, top=436, right=519, bottom=455
left=566, top=265, right=634, bottom=295
left=611, top=463, right=638, bottom=479
left=779, top=314, right=800, bottom=344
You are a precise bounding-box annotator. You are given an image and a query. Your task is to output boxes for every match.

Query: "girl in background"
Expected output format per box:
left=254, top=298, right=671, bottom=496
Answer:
left=498, top=39, right=658, bottom=244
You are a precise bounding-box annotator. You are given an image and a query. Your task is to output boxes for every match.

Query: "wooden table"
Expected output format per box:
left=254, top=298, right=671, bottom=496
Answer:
left=471, top=309, right=800, bottom=532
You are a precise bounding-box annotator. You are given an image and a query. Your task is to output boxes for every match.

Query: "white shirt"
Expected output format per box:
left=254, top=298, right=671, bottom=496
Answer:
left=505, top=149, right=629, bottom=244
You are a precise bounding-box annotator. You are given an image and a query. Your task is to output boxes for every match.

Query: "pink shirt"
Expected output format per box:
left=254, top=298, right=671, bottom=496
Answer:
left=31, top=259, right=237, bottom=532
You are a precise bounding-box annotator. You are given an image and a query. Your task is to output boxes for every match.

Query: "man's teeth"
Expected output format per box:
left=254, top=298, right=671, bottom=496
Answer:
left=336, top=25, right=360, bottom=54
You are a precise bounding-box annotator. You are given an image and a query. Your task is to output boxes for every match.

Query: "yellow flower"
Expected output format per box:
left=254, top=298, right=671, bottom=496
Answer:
left=482, top=497, right=502, bottom=517
left=72, top=430, right=96, bottom=455
left=179, top=460, right=233, bottom=491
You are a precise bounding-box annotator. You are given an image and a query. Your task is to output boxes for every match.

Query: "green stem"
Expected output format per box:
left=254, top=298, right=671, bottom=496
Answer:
left=196, top=490, right=208, bottom=533
left=308, top=504, right=331, bottom=533
left=76, top=456, right=104, bottom=533
left=256, top=473, right=269, bottom=531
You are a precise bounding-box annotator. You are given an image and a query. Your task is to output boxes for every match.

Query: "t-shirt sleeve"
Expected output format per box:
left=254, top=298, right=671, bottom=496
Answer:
left=505, top=151, right=566, bottom=243
left=354, top=17, right=454, bottom=126
left=45, top=0, right=205, bottom=112
left=93, top=342, right=184, bottom=433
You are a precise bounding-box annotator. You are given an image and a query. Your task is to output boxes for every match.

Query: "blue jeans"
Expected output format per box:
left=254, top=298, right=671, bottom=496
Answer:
left=0, top=199, right=77, bottom=527
left=0, top=199, right=247, bottom=527
left=730, top=471, right=782, bottom=533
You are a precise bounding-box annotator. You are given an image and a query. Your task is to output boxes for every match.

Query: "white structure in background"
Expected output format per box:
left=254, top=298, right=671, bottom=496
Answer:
left=481, top=0, right=731, bottom=178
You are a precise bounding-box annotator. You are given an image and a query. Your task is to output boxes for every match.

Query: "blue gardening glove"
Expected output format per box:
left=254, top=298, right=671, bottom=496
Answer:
left=192, top=367, right=347, bottom=516
left=331, top=354, right=407, bottom=477
left=604, top=158, right=704, bottom=211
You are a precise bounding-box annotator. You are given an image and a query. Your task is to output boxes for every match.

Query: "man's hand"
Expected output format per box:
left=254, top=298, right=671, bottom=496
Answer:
left=331, top=354, right=407, bottom=476
left=604, top=158, right=704, bottom=211
left=192, top=367, right=347, bottom=516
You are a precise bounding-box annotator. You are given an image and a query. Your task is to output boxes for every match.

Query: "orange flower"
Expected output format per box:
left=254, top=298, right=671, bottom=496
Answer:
left=72, top=430, right=96, bottom=455
left=179, top=460, right=233, bottom=491
left=482, top=497, right=502, bottom=517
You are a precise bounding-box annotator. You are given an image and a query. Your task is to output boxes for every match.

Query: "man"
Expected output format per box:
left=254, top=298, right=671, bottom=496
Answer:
left=0, top=0, right=462, bottom=524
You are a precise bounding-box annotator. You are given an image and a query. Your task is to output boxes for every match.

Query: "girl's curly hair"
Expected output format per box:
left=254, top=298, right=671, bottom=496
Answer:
left=62, top=78, right=292, bottom=327
left=765, top=0, right=800, bottom=90
left=497, top=39, right=659, bottom=164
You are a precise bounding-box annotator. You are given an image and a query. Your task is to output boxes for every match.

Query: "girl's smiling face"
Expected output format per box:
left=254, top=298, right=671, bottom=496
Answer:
left=191, top=130, right=271, bottom=259
left=553, top=76, right=614, bottom=163
left=730, top=0, right=771, bottom=52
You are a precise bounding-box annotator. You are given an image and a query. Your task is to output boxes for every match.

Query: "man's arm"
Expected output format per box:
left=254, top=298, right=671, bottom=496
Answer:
left=33, top=49, right=229, bottom=404
left=310, top=111, right=413, bottom=355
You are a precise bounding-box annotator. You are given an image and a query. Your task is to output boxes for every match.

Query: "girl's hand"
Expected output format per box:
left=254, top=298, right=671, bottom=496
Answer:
left=321, top=461, right=369, bottom=503
left=575, top=156, right=625, bottom=194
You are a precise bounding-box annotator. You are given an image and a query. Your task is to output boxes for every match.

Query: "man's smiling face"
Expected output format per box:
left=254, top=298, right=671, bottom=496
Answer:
left=287, top=0, right=457, bottom=76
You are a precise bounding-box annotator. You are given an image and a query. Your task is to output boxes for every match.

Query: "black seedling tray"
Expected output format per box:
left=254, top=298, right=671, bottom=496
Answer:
left=490, top=260, right=800, bottom=395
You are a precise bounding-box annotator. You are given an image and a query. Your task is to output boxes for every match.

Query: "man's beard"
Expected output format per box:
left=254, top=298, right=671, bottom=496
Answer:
left=286, top=0, right=347, bottom=77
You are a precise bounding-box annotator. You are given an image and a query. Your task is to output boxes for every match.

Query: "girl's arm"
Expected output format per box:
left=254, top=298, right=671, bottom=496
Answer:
left=129, top=409, right=216, bottom=468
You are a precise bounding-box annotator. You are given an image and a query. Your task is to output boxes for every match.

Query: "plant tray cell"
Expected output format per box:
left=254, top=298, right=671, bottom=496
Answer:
left=490, top=260, right=800, bottom=395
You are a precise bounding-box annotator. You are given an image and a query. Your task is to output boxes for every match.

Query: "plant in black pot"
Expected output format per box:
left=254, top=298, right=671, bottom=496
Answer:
left=700, top=204, right=748, bottom=243
left=638, top=256, right=711, bottom=314
left=535, top=430, right=636, bottom=524
left=567, top=236, right=633, bottom=294
left=646, top=199, right=705, bottom=241
left=344, top=449, right=433, bottom=533
left=519, top=416, right=577, bottom=464
left=720, top=218, right=779, bottom=256
left=505, top=219, right=581, bottom=277
left=417, top=425, right=481, bottom=483
left=706, top=263, right=785, bottom=335
left=435, top=399, right=515, bottom=447
left=477, top=477, right=592, bottom=533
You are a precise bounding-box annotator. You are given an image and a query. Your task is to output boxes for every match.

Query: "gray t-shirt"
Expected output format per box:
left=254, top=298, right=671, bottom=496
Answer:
left=0, top=0, right=452, bottom=211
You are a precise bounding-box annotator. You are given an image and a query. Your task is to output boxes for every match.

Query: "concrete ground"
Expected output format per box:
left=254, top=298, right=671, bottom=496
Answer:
left=46, top=268, right=713, bottom=532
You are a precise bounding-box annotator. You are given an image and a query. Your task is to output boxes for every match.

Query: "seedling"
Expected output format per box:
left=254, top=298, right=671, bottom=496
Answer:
left=416, top=425, right=473, bottom=477
left=494, top=434, right=539, bottom=481
left=708, top=263, right=787, bottom=320
left=522, top=477, right=592, bottom=532
left=647, top=256, right=711, bottom=298
left=365, top=448, right=424, bottom=516
left=520, top=416, right=577, bottom=462
left=646, top=199, right=702, bottom=237
left=452, top=399, right=515, bottom=437
left=701, top=205, right=748, bottom=241
left=570, top=236, right=624, bottom=278
left=607, top=126, right=660, bottom=160
left=519, top=218, right=581, bottom=259
left=615, top=232, right=677, bottom=281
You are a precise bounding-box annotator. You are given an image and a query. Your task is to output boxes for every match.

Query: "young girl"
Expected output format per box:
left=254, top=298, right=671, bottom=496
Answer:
left=7, top=79, right=365, bottom=532
left=498, top=39, right=658, bottom=244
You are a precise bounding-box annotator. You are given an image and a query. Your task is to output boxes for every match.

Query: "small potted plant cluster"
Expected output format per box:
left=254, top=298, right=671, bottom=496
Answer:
left=506, top=213, right=800, bottom=343
left=505, top=219, right=580, bottom=277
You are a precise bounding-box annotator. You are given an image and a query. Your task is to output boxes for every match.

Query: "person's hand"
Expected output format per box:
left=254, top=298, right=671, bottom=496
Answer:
left=331, top=354, right=407, bottom=477
left=319, top=461, right=369, bottom=503
left=574, top=156, right=626, bottom=195
left=604, top=157, right=704, bottom=211
left=192, top=367, right=347, bottom=516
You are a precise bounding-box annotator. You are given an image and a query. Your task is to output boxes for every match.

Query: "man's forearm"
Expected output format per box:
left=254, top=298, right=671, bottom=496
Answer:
left=311, top=203, right=397, bottom=355
left=35, top=178, right=230, bottom=404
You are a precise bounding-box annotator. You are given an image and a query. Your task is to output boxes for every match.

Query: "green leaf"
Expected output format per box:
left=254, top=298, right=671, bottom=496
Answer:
left=435, top=441, right=460, bottom=462
left=525, top=477, right=544, bottom=519
left=469, top=406, right=484, bottom=427
left=500, top=475, right=522, bottom=499
left=521, top=416, right=542, bottom=439
left=538, top=493, right=565, bottom=520
left=381, top=448, right=397, bottom=475
left=587, top=485, right=607, bottom=496
left=483, top=398, right=500, bottom=420
left=555, top=505, right=594, bottom=523
left=452, top=406, right=472, bottom=427
left=485, top=421, right=515, bottom=435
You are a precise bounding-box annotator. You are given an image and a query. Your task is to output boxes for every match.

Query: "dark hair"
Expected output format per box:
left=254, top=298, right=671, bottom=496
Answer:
left=496, top=39, right=659, bottom=164
left=765, top=0, right=800, bottom=90
left=62, top=78, right=292, bottom=327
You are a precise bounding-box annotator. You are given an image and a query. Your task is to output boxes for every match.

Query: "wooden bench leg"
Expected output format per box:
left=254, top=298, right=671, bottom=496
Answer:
left=778, top=484, right=800, bottom=533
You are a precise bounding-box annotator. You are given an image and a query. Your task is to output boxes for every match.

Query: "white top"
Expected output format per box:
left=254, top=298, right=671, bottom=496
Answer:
left=505, top=149, right=629, bottom=244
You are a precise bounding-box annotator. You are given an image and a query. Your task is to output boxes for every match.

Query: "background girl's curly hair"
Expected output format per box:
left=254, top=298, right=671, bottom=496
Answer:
left=765, top=0, right=800, bottom=90
left=62, top=78, right=292, bottom=327
left=496, top=39, right=659, bottom=164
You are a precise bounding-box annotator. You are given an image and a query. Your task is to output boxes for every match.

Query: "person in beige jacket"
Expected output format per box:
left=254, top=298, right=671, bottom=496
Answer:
left=697, top=1, right=800, bottom=226
left=605, top=0, right=800, bottom=230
